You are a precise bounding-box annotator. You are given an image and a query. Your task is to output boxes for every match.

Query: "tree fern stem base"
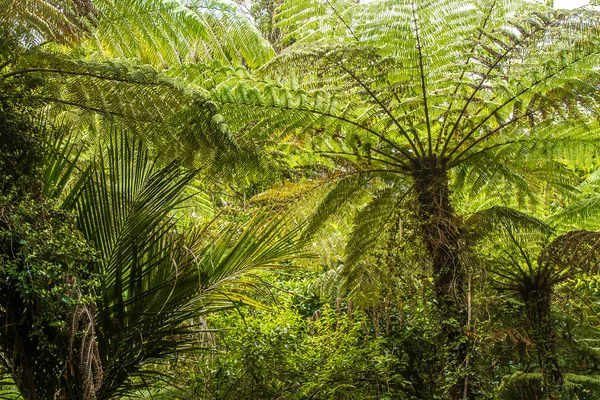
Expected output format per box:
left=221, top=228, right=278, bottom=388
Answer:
left=520, top=285, right=564, bottom=398
left=413, top=159, right=471, bottom=399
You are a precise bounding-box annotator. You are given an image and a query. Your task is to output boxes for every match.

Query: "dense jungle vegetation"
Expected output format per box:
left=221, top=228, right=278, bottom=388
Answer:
left=3, top=0, right=600, bottom=398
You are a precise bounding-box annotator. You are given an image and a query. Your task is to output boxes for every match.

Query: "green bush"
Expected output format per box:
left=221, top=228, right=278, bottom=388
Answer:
left=184, top=299, right=410, bottom=399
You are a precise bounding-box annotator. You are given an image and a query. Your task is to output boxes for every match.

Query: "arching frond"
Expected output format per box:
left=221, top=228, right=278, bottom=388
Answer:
left=301, top=173, right=373, bottom=239
left=91, top=0, right=274, bottom=69
left=54, top=132, right=306, bottom=398
left=345, top=187, right=407, bottom=268
left=467, top=206, right=553, bottom=239
left=1, top=51, right=247, bottom=174
left=41, top=121, right=88, bottom=200
left=549, top=197, right=600, bottom=230
left=0, top=0, right=96, bottom=45
left=538, top=230, right=600, bottom=283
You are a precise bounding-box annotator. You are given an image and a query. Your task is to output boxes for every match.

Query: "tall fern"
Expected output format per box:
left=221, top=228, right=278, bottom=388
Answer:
left=209, top=0, right=600, bottom=396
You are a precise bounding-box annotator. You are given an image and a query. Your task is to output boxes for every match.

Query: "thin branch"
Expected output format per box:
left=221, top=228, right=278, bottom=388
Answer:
left=0, top=60, right=11, bottom=72
left=448, top=112, right=534, bottom=168
left=411, top=1, right=433, bottom=157
left=439, top=17, right=553, bottom=157
left=323, top=0, right=359, bottom=41
left=446, top=50, right=593, bottom=163
left=34, top=97, right=129, bottom=119
left=336, top=62, right=422, bottom=160
left=503, top=221, right=535, bottom=277
left=435, top=0, right=497, bottom=153
left=369, top=147, right=411, bottom=170
left=317, top=149, right=409, bottom=171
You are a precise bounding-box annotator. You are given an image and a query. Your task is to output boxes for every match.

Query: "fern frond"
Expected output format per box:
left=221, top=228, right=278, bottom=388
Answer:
left=467, top=206, right=553, bottom=239
left=0, top=0, right=96, bottom=45
left=538, top=230, right=600, bottom=281
left=1, top=50, right=247, bottom=172
left=549, top=197, right=600, bottom=230
left=250, top=178, right=329, bottom=203
left=345, top=187, right=407, bottom=267
left=91, top=0, right=274, bottom=69
left=302, top=173, right=372, bottom=239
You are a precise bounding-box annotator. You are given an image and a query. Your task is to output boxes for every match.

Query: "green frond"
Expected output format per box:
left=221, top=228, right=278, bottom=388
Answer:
left=452, top=124, right=595, bottom=211
left=345, top=187, right=406, bottom=268
left=275, top=0, right=358, bottom=46
left=2, top=51, right=248, bottom=173
left=538, top=230, right=600, bottom=281
left=549, top=197, right=600, bottom=230
left=0, top=0, right=96, bottom=45
left=564, top=373, right=600, bottom=392
left=466, top=120, right=600, bottom=172
left=212, top=82, right=355, bottom=138
left=6, top=52, right=192, bottom=122
left=250, top=178, right=329, bottom=203
left=0, top=369, right=19, bottom=400
left=472, top=210, right=552, bottom=290
left=301, top=173, right=372, bottom=239
left=191, top=212, right=309, bottom=312
left=46, top=132, right=306, bottom=397
left=467, top=206, right=553, bottom=239
left=41, top=122, right=89, bottom=200
left=91, top=0, right=274, bottom=69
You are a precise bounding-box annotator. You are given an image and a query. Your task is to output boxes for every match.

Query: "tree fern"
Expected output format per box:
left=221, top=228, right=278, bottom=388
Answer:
left=211, top=0, right=600, bottom=395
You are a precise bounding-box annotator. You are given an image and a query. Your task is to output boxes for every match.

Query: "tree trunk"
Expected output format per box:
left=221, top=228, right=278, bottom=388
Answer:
left=1, top=286, right=99, bottom=400
left=521, top=286, right=563, bottom=398
left=413, top=160, right=470, bottom=399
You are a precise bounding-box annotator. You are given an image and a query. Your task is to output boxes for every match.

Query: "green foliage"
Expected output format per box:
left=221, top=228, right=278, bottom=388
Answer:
left=5, top=0, right=600, bottom=399
left=0, top=84, right=44, bottom=194
left=92, top=0, right=274, bottom=69
left=249, top=0, right=283, bottom=48
left=182, top=299, right=410, bottom=399
left=0, top=195, right=96, bottom=398
left=497, top=372, right=600, bottom=400
left=0, top=0, right=96, bottom=46
left=45, top=131, right=306, bottom=398
left=0, top=196, right=95, bottom=345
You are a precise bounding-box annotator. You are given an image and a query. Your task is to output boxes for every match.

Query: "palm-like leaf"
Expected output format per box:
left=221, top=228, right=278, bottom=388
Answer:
left=56, top=132, right=306, bottom=398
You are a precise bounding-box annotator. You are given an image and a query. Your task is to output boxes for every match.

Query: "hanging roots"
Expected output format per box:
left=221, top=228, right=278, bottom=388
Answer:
left=68, top=302, right=103, bottom=400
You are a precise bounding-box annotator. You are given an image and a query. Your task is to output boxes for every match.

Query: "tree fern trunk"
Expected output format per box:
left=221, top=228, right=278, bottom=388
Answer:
left=521, top=286, right=563, bottom=398
left=413, top=160, right=470, bottom=399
